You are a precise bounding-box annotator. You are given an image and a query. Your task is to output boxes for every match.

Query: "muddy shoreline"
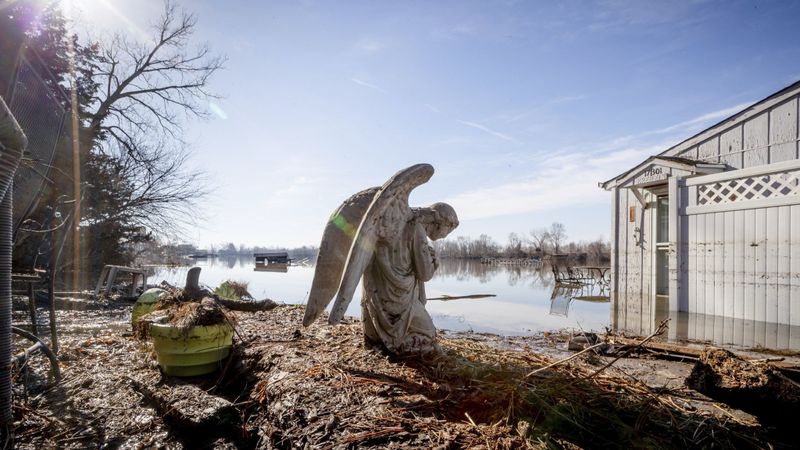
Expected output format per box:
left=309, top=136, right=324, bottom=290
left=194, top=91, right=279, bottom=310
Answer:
left=9, top=300, right=799, bottom=448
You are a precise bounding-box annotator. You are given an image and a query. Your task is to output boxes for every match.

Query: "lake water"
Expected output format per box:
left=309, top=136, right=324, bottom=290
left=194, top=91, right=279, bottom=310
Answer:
left=152, top=258, right=611, bottom=336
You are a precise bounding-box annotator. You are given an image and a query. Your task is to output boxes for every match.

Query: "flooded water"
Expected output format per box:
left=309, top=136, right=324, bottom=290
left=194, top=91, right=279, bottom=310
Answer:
left=151, top=258, right=611, bottom=336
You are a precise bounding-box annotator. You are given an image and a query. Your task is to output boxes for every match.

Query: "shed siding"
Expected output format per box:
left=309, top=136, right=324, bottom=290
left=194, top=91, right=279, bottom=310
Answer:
left=680, top=204, right=800, bottom=325
left=668, top=93, right=799, bottom=169
left=677, top=175, right=800, bottom=325
left=611, top=87, right=800, bottom=332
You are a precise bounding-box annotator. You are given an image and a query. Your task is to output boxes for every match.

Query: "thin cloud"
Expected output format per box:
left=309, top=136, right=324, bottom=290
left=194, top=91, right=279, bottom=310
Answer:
left=505, top=94, right=586, bottom=122
left=653, top=102, right=751, bottom=135
left=355, top=37, right=385, bottom=54
left=457, top=120, right=519, bottom=143
left=549, top=94, right=587, bottom=105
left=446, top=144, right=658, bottom=220
left=350, top=78, right=387, bottom=93
left=424, top=103, right=442, bottom=114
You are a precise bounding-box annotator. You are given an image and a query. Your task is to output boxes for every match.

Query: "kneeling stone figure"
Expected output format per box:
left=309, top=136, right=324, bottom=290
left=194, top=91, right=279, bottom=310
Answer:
left=303, top=164, right=458, bottom=355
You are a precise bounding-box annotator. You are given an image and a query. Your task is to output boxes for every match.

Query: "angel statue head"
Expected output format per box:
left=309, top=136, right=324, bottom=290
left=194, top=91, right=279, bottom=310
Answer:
left=303, top=164, right=458, bottom=355
left=413, top=202, right=459, bottom=241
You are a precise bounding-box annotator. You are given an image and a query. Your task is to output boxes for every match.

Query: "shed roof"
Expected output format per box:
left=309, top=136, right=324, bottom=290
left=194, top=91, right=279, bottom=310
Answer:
left=600, top=79, right=800, bottom=190
left=599, top=156, right=725, bottom=190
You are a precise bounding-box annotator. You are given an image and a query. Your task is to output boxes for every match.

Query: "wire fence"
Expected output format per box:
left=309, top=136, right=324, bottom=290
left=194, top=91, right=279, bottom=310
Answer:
left=7, top=53, right=68, bottom=232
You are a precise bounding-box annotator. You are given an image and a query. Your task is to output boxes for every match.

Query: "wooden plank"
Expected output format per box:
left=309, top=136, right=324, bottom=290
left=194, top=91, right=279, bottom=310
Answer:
left=696, top=214, right=706, bottom=315
left=734, top=209, right=745, bottom=319
left=791, top=205, right=800, bottom=326
left=618, top=190, right=629, bottom=325
left=744, top=209, right=756, bottom=322
left=778, top=321, right=790, bottom=350
left=626, top=190, right=639, bottom=323
left=668, top=178, right=679, bottom=310
left=719, top=124, right=744, bottom=168
left=754, top=209, right=767, bottom=322
left=765, top=208, right=779, bottom=324
left=733, top=311, right=743, bottom=346
left=722, top=315, right=734, bottom=346
left=714, top=212, right=725, bottom=316
left=765, top=321, right=778, bottom=349
left=754, top=319, right=766, bottom=348
left=642, top=195, right=652, bottom=318
left=698, top=136, right=720, bottom=163
left=714, top=310, right=725, bottom=344
left=778, top=206, right=791, bottom=325
left=791, top=323, right=800, bottom=351
left=688, top=214, right=697, bottom=314
left=611, top=188, right=619, bottom=304
left=743, top=112, right=769, bottom=168
left=679, top=145, right=698, bottom=160
left=705, top=213, right=715, bottom=316
left=769, top=98, right=798, bottom=163
left=723, top=211, right=735, bottom=318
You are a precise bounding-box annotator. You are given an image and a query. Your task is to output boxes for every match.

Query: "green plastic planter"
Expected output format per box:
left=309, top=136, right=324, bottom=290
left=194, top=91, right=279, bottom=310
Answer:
left=132, top=288, right=167, bottom=326
left=149, top=323, right=233, bottom=377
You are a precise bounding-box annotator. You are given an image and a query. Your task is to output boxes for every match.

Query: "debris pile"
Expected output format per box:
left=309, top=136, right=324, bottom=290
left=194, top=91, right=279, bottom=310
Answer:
left=9, top=301, right=797, bottom=448
left=686, top=348, right=800, bottom=429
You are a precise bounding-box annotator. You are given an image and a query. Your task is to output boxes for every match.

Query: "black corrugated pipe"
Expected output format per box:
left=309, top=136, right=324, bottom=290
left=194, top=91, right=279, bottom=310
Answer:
left=0, top=98, right=27, bottom=425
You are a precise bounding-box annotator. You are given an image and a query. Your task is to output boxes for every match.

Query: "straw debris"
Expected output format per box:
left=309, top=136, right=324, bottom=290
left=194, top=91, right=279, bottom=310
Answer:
left=11, top=302, right=794, bottom=449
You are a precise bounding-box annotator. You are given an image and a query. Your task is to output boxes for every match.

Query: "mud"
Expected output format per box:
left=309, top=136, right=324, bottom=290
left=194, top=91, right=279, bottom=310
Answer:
left=8, top=300, right=795, bottom=449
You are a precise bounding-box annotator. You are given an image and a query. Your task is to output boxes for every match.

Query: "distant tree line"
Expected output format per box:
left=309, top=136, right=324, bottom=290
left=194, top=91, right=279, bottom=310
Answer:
left=139, top=241, right=319, bottom=264
left=432, top=222, right=610, bottom=263
left=143, top=222, right=608, bottom=265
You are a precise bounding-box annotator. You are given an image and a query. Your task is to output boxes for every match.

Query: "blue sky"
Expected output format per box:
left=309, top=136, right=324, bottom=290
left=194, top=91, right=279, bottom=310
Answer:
left=71, top=0, right=800, bottom=248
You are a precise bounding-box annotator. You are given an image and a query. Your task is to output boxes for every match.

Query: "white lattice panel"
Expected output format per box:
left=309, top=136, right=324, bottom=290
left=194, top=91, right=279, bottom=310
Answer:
left=697, top=169, right=800, bottom=205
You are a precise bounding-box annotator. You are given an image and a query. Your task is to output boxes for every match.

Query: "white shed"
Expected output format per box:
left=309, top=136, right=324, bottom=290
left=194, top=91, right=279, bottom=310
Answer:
left=601, top=81, right=800, bottom=348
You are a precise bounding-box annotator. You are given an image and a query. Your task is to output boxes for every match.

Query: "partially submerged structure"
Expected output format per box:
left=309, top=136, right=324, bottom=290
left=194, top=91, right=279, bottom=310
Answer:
left=601, top=81, right=800, bottom=348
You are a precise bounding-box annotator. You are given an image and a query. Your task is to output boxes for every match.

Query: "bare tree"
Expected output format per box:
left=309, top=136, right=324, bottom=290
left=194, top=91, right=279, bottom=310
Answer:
left=86, top=0, right=224, bottom=235
left=549, top=222, right=567, bottom=253
left=505, top=232, right=524, bottom=258
left=528, top=227, right=551, bottom=255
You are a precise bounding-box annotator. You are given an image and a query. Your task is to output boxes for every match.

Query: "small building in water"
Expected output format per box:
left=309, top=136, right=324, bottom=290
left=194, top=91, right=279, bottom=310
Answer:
left=600, top=81, right=800, bottom=349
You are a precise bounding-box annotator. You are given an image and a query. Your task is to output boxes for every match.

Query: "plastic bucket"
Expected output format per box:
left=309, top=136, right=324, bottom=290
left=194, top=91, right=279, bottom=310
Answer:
left=131, top=288, right=167, bottom=326
left=149, top=323, right=233, bottom=377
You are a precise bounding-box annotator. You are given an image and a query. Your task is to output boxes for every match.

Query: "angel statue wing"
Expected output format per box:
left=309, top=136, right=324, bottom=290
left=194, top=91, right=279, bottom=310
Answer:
left=327, top=163, right=435, bottom=324
left=303, top=187, right=380, bottom=327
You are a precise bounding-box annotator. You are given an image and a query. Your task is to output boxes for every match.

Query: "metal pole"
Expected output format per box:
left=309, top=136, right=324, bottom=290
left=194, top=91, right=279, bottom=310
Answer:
left=68, top=40, right=81, bottom=293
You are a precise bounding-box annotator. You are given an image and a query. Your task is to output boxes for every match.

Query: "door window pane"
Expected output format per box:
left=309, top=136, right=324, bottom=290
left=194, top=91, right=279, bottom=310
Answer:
left=656, top=196, right=669, bottom=243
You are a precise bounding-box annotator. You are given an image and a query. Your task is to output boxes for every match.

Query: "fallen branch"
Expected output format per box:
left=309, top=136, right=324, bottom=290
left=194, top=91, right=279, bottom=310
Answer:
left=525, top=342, right=607, bottom=378
left=588, top=318, right=670, bottom=379
left=214, top=296, right=278, bottom=312
left=427, top=294, right=496, bottom=301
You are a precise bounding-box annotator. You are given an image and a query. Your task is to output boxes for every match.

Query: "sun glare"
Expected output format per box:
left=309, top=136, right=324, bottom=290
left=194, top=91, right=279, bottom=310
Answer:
left=60, top=0, right=151, bottom=40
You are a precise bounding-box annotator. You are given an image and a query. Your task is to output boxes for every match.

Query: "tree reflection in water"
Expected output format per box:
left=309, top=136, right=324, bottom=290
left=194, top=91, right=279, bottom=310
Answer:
left=434, top=258, right=553, bottom=290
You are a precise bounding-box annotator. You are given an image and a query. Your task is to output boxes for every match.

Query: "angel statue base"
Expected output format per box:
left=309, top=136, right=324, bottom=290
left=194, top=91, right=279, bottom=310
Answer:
left=302, top=164, right=459, bottom=355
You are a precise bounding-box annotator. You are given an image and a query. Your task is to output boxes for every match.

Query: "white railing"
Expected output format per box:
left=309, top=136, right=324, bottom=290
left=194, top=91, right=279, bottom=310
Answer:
left=685, top=159, right=800, bottom=214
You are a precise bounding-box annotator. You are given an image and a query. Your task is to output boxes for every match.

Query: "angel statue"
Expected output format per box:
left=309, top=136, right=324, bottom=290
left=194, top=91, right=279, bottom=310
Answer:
left=302, top=164, right=459, bottom=355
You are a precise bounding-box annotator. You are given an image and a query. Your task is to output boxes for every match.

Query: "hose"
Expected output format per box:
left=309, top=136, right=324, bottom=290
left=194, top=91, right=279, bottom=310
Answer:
left=10, top=327, right=60, bottom=381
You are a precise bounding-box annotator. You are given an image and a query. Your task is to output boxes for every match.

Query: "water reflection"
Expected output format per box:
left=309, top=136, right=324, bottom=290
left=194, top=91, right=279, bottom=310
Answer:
left=435, top=258, right=554, bottom=289
left=614, top=300, right=800, bottom=351
left=151, top=257, right=612, bottom=335
left=254, top=263, right=289, bottom=273
left=549, top=282, right=610, bottom=317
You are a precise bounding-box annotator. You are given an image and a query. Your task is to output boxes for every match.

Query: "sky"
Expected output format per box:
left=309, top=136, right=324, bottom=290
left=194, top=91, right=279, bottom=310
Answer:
left=66, top=0, right=800, bottom=248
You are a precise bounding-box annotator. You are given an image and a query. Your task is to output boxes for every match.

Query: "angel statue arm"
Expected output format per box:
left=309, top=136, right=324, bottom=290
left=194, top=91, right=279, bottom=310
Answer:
left=302, top=164, right=459, bottom=355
